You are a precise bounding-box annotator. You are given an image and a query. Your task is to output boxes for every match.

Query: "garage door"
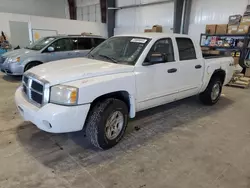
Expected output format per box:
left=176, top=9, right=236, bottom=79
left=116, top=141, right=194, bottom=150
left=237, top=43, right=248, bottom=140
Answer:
left=115, top=0, right=174, bottom=35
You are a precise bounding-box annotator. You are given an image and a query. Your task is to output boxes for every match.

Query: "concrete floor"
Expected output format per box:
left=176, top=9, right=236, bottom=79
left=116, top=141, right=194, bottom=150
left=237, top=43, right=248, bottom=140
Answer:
left=1, top=72, right=250, bottom=188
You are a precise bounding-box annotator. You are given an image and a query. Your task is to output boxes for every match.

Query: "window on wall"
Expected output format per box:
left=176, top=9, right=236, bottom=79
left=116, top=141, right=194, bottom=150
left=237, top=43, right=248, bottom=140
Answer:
left=176, top=38, right=197, bottom=61
left=76, top=3, right=101, bottom=22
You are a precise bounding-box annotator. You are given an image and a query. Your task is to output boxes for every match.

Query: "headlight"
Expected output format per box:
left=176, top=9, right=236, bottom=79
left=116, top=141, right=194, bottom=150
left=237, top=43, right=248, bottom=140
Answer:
left=9, top=57, right=20, bottom=63
left=50, top=85, right=78, bottom=105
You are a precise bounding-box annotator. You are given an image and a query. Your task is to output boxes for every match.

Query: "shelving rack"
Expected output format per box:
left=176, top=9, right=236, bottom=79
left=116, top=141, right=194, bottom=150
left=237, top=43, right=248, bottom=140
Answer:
left=200, top=33, right=250, bottom=68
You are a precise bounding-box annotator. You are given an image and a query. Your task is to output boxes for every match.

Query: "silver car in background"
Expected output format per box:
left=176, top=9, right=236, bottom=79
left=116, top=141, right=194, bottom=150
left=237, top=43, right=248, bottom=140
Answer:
left=0, top=35, right=105, bottom=75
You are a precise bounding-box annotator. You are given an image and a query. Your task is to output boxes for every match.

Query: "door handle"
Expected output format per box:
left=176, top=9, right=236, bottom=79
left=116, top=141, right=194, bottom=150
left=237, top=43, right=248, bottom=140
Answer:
left=195, top=65, right=202, bottom=69
left=168, top=68, right=177, bottom=73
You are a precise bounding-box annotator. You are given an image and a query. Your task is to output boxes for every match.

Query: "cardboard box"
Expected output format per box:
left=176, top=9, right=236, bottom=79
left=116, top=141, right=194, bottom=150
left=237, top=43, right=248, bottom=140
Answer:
left=228, top=15, right=242, bottom=25
left=206, top=24, right=217, bottom=34
left=245, top=68, right=250, bottom=77
left=241, top=16, right=250, bottom=25
left=152, top=25, right=162, bottom=32
left=228, top=25, right=238, bottom=34
left=209, top=50, right=220, bottom=55
left=144, top=29, right=152, bottom=33
left=234, top=57, right=240, bottom=65
left=237, top=24, right=250, bottom=34
left=201, top=47, right=210, bottom=51
left=216, top=24, right=228, bottom=34
left=202, top=50, right=210, bottom=54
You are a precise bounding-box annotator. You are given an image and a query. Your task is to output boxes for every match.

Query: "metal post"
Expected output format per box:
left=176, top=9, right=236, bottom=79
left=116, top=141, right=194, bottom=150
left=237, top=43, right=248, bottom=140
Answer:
left=173, top=0, right=184, bottom=33
left=107, top=0, right=116, bottom=37
left=182, top=0, right=192, bottom=34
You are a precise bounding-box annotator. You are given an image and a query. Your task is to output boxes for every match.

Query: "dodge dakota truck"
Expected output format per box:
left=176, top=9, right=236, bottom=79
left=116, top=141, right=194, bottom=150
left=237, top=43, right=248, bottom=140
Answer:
left=15, top=33, right=234, bottom=149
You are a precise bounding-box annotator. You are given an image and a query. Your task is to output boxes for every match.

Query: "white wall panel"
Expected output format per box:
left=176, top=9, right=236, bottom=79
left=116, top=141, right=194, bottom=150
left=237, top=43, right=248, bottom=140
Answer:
left=0, top=0, right=66, bottom=18
left=189, top=0, right=249, bottom=43
left=115, top=1, right=174, bottom=35
left=0, top=12, right=107, bottom=41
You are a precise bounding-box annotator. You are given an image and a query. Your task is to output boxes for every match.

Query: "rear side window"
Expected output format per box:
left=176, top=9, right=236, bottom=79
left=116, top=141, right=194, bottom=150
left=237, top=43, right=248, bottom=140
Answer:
left=176, top=38, right=196, bottom=61
left=77, top=38, right=92, bottom=50
left=93, top=38, right=105, bottom=47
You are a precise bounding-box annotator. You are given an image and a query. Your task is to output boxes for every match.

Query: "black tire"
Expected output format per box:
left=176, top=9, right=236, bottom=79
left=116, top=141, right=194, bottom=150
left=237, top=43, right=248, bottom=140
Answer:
left=199, top=77, right=222, bottom=105
left=85, top=98, right=128, bottom=150
left=24, top=62, right=41, bottom=72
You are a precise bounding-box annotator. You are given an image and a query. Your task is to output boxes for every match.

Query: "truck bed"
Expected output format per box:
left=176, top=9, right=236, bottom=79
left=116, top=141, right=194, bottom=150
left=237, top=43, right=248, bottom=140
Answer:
left=203, top=54, right=231, bottom=59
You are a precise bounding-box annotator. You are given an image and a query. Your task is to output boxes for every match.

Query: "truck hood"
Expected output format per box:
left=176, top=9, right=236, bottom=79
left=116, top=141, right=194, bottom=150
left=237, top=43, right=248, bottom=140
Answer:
left=3, top=48, right=37, bottom=59
left=27, top=58, right=134, bottom=85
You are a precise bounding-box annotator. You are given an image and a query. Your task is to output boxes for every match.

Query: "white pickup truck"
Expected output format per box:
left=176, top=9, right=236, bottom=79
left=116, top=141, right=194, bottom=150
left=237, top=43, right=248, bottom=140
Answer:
left=15, top=33, right=234, bottom=149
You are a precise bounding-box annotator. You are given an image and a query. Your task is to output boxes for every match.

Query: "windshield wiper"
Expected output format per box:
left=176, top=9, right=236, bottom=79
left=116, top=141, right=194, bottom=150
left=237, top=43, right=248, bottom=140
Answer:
left=99, top=54, right=118, bottom=63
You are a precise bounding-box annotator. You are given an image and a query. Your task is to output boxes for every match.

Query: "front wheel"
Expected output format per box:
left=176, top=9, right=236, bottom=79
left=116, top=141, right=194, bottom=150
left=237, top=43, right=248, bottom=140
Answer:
left=199, top=77, right=222, bottom=105
left=85, top=98, right=128, bottom=150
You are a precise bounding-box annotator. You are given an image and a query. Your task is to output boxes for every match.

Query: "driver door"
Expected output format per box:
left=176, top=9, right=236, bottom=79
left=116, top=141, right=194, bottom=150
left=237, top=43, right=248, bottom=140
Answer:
left=135, top=38, right=180, bottom=111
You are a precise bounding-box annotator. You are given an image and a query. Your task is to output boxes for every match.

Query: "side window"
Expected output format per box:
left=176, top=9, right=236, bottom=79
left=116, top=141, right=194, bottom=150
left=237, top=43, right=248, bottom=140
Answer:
left=77, top=38, right=92, bottom=50
left=70, top=38, right=78, bottom=50
left=148, top=38, right=174, bottom=62
left=50, top=38, right=73, bottom=52
left=93, top=38, right=105, bottom=47
left=176, top=38, right=196, bottom=61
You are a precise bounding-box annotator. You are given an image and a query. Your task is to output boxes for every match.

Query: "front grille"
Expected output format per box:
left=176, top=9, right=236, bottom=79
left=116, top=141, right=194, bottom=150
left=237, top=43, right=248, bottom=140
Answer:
left=22, top=74, right=49, bottom=106
left=31, top=81, right=43, bottom=93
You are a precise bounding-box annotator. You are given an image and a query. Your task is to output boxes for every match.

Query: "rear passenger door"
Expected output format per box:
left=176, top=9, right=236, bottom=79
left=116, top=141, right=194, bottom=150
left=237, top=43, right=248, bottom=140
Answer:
left=77, top=38, right=93, bottom=57
left=175, top=37, right=204, bottom=99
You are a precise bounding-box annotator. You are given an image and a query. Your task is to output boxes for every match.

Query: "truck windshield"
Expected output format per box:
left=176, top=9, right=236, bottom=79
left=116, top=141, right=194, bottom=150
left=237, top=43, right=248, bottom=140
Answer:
left=25, top=37, right=56, bottom=51
left=88, top=36, right=150, bottom=65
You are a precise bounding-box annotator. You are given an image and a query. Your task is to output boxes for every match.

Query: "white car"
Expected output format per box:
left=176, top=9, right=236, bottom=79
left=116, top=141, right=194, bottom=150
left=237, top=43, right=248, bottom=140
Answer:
left=15, top=33, right=234, bottom=149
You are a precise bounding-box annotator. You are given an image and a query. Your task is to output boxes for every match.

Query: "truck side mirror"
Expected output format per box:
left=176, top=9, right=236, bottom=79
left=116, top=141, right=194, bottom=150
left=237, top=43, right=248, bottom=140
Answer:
left=143, top=53, right=166, bottom=66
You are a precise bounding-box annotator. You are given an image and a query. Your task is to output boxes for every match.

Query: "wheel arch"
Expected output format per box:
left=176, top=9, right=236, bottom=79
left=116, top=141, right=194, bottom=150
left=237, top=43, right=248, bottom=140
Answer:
left=24, top=61, right=43, bottom=71
left=211, top=69, right=226, bottom=85
left=89, top=91, right=136, bottom=118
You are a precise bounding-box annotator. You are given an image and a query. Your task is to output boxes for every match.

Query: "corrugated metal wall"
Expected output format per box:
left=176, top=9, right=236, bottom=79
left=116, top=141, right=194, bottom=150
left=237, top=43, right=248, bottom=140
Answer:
left=189, top=0, right=250, bottom=42
left=115, top=0, right=174, bottom=35
left=76, top=0, right=101, bottom=22
left=0, top=0, right=67, bottom=18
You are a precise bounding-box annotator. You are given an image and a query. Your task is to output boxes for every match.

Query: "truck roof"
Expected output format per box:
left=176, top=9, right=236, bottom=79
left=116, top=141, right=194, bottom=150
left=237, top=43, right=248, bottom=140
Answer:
left=115, top=33, right=190, bottom=39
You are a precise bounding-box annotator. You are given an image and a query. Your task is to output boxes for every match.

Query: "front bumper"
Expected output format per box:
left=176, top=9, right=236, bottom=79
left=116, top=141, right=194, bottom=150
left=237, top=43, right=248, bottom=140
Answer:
left=1, top=61, right=24, bottom=75
left=15, top=86, right=91, bottom=133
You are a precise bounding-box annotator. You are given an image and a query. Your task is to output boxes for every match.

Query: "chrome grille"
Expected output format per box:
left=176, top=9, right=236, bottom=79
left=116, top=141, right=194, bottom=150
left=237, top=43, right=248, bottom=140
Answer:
left=22, top=73, right=50, bottom=107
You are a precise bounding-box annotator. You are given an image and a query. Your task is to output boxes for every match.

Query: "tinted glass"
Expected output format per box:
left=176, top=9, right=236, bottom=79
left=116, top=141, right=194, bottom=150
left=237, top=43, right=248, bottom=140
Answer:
left=78, top=38, right=92, bottom=50
left=88, top=37, right=150, bottom=65
left=50, top=38, right=73, bottom=52
left=176, top=38, right=196, bottom=61
left=148, top=38, right=174, bottom=62
left=70, top=38, right=78, bottom=50
left=93, top=38, right=105, bottom=47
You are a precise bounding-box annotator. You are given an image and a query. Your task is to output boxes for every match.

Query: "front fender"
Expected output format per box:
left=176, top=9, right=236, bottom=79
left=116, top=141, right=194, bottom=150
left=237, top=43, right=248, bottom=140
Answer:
left=65, top=72, right=137, bottom=116
left=22, top=57, right=44, bottom=66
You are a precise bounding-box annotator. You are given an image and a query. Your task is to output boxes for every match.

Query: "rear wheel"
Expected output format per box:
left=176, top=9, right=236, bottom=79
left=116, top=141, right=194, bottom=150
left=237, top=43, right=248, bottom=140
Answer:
left=24, top=62, right=41, bottom=72
left=85, top=98, right=128, bottom=150
left=199, top=77, right=222, bottom=105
